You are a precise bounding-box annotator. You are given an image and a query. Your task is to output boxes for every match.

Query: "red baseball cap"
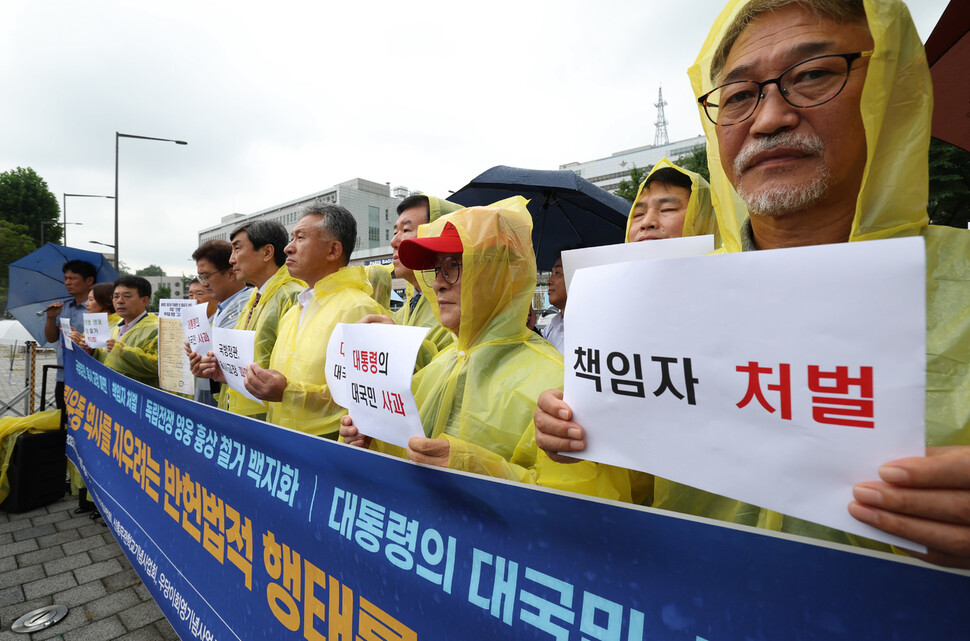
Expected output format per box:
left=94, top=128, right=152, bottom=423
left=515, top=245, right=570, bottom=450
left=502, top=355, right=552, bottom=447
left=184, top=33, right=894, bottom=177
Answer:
left=399, top=222, right=464, bottom=271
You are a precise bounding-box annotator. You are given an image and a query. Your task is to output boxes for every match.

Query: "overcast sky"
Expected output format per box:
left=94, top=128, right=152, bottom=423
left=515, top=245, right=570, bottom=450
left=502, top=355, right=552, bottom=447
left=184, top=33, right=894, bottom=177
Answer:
left=0, top=1, right=950, bottom=277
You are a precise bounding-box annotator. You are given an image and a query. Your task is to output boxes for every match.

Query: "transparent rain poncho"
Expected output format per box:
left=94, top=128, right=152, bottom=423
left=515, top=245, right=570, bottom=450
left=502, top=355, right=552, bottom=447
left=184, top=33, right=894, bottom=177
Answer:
left=266, top=266, right=384, bottom=438
left=218, top=265, right=303, bottom=420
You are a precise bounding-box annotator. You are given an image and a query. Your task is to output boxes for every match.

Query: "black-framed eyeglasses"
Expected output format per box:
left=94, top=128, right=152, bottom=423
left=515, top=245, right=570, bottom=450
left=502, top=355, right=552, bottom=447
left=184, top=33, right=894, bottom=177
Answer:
left=198, top=268, right=228, bottom=283
left=697, top=51, right=873, bottom=126
left=420, top=256, right=462, bottom=288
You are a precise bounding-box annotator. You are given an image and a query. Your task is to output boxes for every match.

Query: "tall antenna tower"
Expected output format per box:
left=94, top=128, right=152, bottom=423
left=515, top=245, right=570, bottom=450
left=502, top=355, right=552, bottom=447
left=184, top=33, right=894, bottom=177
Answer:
left=654, top=85, right=670, bottom=147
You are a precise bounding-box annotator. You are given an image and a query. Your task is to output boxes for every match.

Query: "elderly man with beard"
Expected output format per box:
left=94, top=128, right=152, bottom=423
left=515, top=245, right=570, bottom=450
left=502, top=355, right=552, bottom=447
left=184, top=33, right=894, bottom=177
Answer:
left=532, top=0, right=970, bottom=568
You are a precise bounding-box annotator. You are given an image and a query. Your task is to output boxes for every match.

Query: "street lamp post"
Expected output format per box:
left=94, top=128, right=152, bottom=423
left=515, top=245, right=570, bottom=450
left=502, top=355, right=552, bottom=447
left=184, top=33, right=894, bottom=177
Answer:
left=114, top=132, right=188, bottom=269
left=41, top=220, right=82, bottom=246
left=63, top=193, right=114, bottom=246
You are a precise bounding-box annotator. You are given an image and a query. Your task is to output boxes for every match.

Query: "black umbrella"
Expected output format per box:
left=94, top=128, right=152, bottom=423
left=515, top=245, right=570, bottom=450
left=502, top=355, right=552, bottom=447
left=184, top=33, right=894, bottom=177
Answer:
left=449, top=165, right=631, bottom=270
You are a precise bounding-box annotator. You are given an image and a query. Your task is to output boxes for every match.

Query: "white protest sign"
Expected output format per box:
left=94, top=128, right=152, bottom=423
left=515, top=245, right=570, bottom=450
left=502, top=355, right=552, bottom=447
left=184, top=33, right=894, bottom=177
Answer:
left=562, top=235, right=714, bottom=292
left=326, top=323, right=429, bottom=449
left=181, top=303, right=213, bottom=356
left=157, top=300, right=196, bottom=395
left=59, top=317, right=73, bottom=351
left=83, top=312, right=110, bottom=348
left=564, top=237, right=926, bottom=550
left=212, top=327, right=263, bottom=405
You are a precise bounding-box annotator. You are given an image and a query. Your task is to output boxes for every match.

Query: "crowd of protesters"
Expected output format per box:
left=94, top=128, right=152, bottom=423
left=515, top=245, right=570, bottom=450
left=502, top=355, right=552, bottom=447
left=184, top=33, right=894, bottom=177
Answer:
left=44, top=0, right=970, bottom=570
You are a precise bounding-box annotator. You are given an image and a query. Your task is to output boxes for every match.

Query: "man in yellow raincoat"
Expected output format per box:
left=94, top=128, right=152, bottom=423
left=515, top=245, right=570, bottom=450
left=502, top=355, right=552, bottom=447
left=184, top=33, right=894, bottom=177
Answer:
left=390, top=195, right=463, bottom=357
left=535, top=0, right=970, bottom=568
left=95, top=276, right=159, bottom=388
left=342, top=198, right=565, bottom=472
left=198, top=220, right=303, bottom=421
left=243, top=203, right=384, bottom=439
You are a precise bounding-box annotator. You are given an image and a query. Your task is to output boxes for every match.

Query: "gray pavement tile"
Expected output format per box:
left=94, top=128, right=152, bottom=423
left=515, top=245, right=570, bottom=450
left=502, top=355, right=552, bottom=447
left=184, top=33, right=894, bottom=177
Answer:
left=0, top=511, right=7, bottom=523
left=7, top=507, right=47, bottom=522
left=37, top=528, right=81, bottom=547
left=0, top=519, right=31, bottom=537
left=89, top=542, right=125, bottom=563
left=54, top=516, right=91, bottom=532
left=0, top=557, right=14, bottom=574
left=77, top=521, right=109, bottom=538
left=43, top=551, right=91, bottom=576
left=61, top=615, right=126, bottom=641
left=154, top=618, right=180, bottom=640
left=118, top=626, right=170, bottom=641
left=12, top=523, right=57, bottom=542
left=17, top=545, right=65, bottom=567
left=0, top=565, right=44, bottom=590
left=63, top=534, right=109, bottom=556
left=31, top=510, right=73, bottom=527
left=118, top=600, right=164, bottom=630
left=24, top=571, right=79, bottom=600
left=0, top=532, right=11, bottom=546
left=132, top=582, right=151, bottom=602
left=0, top=538, right=37, bottom=560
left=83, top=587, right=141, bottom=621
left=53, top=580, right=108, bottom=607
left=74, top=558, right=123, bottom=585
left=0, top=584, right=23, bottom=608
left=102, top=568, right=142, bottom=593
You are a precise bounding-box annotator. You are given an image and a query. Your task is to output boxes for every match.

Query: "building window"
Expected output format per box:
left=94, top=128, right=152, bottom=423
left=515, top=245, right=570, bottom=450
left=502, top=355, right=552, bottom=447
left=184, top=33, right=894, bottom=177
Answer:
left=369, top=227, right=380, bottom=243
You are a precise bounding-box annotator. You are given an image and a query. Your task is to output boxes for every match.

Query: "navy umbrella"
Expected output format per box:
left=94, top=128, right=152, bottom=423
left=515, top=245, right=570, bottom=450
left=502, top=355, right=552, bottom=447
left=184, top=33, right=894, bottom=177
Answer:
left=7, top=244, right=120, bottom=345
left=449, top=165, right=631, bottom=270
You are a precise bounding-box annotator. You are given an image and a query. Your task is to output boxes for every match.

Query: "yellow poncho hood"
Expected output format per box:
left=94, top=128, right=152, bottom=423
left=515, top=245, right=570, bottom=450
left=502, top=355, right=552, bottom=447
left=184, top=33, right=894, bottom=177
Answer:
left=623, top=157, right=719, bottom=246
left=417, top=196, right=537, bottom=350
left=689, top=0, right=933, bottom=251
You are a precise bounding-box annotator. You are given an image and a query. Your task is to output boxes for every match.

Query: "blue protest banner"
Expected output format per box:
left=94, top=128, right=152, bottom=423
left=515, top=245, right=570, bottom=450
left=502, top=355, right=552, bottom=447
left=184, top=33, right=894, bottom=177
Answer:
left=63, top=347, right=968, bottom=640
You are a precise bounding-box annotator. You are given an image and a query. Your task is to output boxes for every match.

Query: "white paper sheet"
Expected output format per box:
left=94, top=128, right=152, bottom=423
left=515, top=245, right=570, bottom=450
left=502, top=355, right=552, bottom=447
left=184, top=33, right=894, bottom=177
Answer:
left=562, top=235, right=714, bottom=292
left=83, top=312, right=110, bottom=348
left=181, top=303, right=213, bottom=356
left=212, top=327, right=263, bottom=405
left=326, top=323, right=430, bottom=448
left=60, top=317, right=73, bottom=351
left=564, top=237, right=926, bottom=550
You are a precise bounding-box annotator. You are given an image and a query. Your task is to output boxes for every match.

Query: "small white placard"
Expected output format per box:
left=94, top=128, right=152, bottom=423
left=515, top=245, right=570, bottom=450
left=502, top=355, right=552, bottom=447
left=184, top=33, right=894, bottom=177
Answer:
left=212, top=327, right=263, bottom=405
left=59, top=317, right=73, bottom=351
left=181, top=303, right=213, bottom=356
left=564, top=237, right=926, bottom=550
left=562, top=235, right=714, bottom=292
left=326, top=323, right=429, bottom=448
left=83, top=313, right=110, bottom=348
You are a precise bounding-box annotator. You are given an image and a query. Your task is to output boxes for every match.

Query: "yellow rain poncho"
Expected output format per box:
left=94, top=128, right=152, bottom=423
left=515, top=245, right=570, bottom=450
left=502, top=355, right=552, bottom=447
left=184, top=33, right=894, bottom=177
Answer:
left=630, top=0, right=970, bottom=546
left=219, top=265, right=303, bottom=420
left=266, top=266, right=385, bottom=438
left=365, top=263, right=394, bottom=313
left=624, top=157, right=720, bottom=246
left=371, top=197, right=565, bottom=470
left=96, top=314, right=160, bottom=388
left=393, top=196, right=462, bottom=359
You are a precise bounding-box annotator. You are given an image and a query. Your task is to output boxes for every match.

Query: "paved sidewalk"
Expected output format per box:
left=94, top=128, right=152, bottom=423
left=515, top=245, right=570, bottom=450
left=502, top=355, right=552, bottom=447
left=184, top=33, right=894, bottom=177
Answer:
left=0, top=495, right=178, bottom=640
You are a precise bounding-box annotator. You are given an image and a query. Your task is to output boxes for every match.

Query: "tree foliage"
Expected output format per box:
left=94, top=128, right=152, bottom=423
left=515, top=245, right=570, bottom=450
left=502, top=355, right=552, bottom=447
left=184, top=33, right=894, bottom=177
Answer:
left=0, top=167, right=61, bottom=247
left=675, top=144, right=711, bottom=183
left=136, top=264, right=166, bottom=277
left=927, top=137, right=970, bottom=230
left=150, top=285, right=171, bottom=313
left=615, top=165, right=650, bottom=204
left=0, top=220, right=37, bottom=316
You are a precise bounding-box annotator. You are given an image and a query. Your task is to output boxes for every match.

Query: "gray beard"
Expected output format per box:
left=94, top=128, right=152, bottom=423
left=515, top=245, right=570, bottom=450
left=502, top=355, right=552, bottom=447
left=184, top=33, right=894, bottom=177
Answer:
left=734, top=133, right=831, bottom=218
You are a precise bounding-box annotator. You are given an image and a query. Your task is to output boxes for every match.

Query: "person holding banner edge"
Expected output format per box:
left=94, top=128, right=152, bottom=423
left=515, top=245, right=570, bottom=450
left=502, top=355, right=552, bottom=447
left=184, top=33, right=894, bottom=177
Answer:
left=241, top=203, right=385, bottom=438
left=341, top=197, right=567, bottom=475
left=533, top=0, right=970, bottom=568
left=93, top=276, right=160, bottom=388
left=196, top=220, right=302, bottom=421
